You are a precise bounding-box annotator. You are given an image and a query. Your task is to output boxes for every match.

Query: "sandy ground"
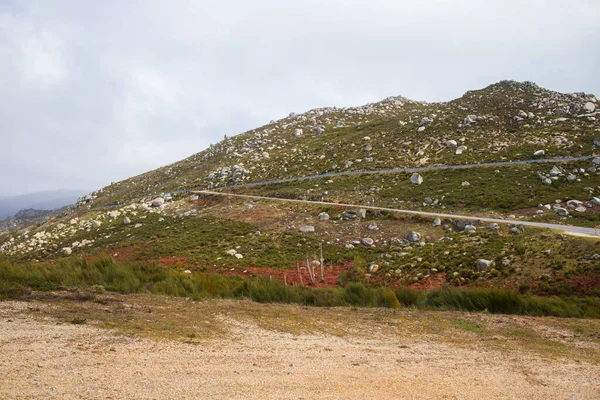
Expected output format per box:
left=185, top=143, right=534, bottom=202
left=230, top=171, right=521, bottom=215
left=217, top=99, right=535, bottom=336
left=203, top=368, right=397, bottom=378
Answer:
left=1, top=299, right=598, bottom=400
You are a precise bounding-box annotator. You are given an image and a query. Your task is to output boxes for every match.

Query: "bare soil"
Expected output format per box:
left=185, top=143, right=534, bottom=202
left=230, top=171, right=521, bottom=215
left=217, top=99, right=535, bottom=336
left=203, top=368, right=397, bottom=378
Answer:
left=1, top=295, right=599, bottom=399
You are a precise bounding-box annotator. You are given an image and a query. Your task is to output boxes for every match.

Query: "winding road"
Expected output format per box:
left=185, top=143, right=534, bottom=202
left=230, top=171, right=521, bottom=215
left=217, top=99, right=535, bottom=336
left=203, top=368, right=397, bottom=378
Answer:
left=194, top=190, right=600, bottom=237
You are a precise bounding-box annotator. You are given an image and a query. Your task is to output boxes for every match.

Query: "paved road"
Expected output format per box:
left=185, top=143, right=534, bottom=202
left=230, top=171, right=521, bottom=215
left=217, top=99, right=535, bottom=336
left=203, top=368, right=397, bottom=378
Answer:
left=228, top=155, right=596, bottom=188
left=194, top=190, right=600, bottom=237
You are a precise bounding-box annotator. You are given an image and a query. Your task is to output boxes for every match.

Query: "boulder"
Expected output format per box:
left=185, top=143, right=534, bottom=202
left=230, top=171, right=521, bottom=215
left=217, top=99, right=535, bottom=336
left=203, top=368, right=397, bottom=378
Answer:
left=555, top=207, right=569, bottom=216
left=446, top=140, right=457, bottom=148
left=461, top=181, right=470, bottom=187
left=91, top=221, right=101, bottom=228
left=464, top=225, right=477, bottom=234
left=151, top=197, right=165, bottom=207
left=476, top=259, right=492, bottom=271
left=62, top=247, right=72, bottom=255
left=590, top=197, right=600, bottom=206
left=293, top=129, right=303, bottom=137
left=318, top=212, right=330, bottom=221
left=361, top=237, right=374, bottom=246
left=406, top=231, right=422, bottom=242
left=533, top=150, right=545, bottom=156
left=417, top=126, right=426, bottom=133
left=358, top=208, right=367, bottom=219
left=367, top=222, right=378, bottom=231
left=567, top=174, right=577, bottom=183
left=343, top=210, right=358, bottom=220
left=410, top=173, right=423, bottom=185
left=455, top=145, right=467, bottom=155
left=123, top=216, right=131, bottom=225
left=368, top=264, right=379, bottom=273
left=584, top=102, right=596, bottom=113
left=299, top=226, right=315, bottom=233
left=509, top=227, right=521, bottom=235
left=549, top=166, right=562, bottom=176
left=432, top=218, right=441, bottom=226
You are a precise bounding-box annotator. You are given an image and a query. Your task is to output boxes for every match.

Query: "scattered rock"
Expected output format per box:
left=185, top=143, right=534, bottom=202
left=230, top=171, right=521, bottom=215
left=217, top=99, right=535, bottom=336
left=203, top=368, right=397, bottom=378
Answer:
left=533, top=150, right=545, bottom=156
left=555, top=207, right=569, bottom=216
left=123, top=217, right=131, bottom=225
left=410, top=173, right=423, bottom=185
left=318, top=212, right=330, bottom=221
left=432, top=218, right=441, bottom=226
left=343, top=210, right=358, bottom=220
left=299, top=226, right=315, bottom=233
left=406, top=231, right=422, bottom=242
left=476, top=259, right=492, bottom=271
left=62, top=247, right=72, bottom=255
left=367, top=222, right=378, bottom=231
left=151, top=197, right=165, bottom=207
left=361, top=237, right=374, bottom=246
left=464, top=225, right=476, bottom=234
left=583, top=102, right=596, bottom=113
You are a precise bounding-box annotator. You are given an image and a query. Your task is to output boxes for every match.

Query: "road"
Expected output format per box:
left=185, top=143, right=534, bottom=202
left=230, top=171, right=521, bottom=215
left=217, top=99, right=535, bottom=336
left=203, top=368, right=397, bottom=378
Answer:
left=194, top=190, right=600, bottom=237
left=228, top=155, right=596, bottom=188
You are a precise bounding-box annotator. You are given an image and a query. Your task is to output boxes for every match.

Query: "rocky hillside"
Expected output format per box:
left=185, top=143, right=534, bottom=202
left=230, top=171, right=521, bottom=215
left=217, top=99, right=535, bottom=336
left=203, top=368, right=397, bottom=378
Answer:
left=80, top=80, right=598, bottom=208
left=1, top=80, right=599, bottom=296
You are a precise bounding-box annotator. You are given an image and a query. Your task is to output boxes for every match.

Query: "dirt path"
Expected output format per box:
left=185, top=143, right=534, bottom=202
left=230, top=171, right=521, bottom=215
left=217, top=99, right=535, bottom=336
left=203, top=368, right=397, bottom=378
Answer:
left=1, top=299, right=598, bottom=399
left=195, top=190, right=600, bottom=238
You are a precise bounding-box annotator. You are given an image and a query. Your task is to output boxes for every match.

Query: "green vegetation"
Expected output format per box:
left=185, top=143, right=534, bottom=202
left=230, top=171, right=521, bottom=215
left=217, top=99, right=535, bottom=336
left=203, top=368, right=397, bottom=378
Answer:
left=1, top=258, right=598, bottom=318
left=231, top=160, right=600, bottom=226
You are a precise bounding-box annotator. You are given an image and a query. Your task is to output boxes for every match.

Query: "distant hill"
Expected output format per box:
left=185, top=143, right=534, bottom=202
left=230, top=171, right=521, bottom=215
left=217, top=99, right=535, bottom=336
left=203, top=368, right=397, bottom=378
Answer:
left=0, top=190, right=87, bottom=220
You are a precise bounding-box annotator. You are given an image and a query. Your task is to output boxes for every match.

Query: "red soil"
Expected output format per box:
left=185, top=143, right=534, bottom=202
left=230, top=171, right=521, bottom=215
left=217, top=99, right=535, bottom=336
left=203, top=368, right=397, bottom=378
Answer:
left=211, top=261, right=351, bottom=288
left=409, top=273, right=448, bottom=290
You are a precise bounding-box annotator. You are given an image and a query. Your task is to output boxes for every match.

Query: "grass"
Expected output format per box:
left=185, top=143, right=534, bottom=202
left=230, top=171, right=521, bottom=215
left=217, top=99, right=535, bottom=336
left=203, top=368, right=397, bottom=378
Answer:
left=230, top=160, right=600, bottom=226
left=1, top=257, right=599, bottom=318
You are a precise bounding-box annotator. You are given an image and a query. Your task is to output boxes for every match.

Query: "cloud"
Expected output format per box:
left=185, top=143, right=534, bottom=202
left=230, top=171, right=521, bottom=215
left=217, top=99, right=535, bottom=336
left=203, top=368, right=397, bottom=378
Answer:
left=0, top=0, right=598, bottom=196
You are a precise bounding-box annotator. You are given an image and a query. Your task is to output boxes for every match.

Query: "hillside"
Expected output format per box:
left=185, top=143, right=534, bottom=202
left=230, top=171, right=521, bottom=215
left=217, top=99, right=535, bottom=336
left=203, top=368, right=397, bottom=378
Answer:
left=1, top=80, right=600, bottom=299
left=83, top=80, right=598, bottom=207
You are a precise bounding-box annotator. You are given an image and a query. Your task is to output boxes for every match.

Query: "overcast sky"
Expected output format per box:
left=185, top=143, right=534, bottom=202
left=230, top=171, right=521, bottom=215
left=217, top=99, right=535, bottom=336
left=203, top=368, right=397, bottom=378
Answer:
left=1, top=0, right=599, bottom=196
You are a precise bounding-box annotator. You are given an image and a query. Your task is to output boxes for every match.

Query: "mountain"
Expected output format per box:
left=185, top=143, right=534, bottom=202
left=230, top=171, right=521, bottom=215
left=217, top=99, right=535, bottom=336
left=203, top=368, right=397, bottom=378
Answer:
left=1, top=81, right=599, bottom=297
left=0, top=189, right=87, bottom=220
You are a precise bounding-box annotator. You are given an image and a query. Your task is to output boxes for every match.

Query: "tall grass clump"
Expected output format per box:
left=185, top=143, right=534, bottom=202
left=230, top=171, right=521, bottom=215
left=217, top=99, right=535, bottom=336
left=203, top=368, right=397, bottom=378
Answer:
left=0, top=259, right=599, bottom=318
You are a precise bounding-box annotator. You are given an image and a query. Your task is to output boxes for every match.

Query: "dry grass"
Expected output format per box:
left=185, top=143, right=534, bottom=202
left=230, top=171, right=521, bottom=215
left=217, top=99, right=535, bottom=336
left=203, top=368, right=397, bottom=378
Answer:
left=15, top=292, right=600, bottom=363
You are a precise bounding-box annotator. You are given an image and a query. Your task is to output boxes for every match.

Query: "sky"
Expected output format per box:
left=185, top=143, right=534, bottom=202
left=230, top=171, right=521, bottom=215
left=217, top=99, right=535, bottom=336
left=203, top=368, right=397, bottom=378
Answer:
left=1, top=0, right=599, bottom=196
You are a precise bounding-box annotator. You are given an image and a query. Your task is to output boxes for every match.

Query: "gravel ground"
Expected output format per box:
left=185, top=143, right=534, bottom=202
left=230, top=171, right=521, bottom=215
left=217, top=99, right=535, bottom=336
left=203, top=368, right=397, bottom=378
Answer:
left=1, top=300, right=598, bottom=399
